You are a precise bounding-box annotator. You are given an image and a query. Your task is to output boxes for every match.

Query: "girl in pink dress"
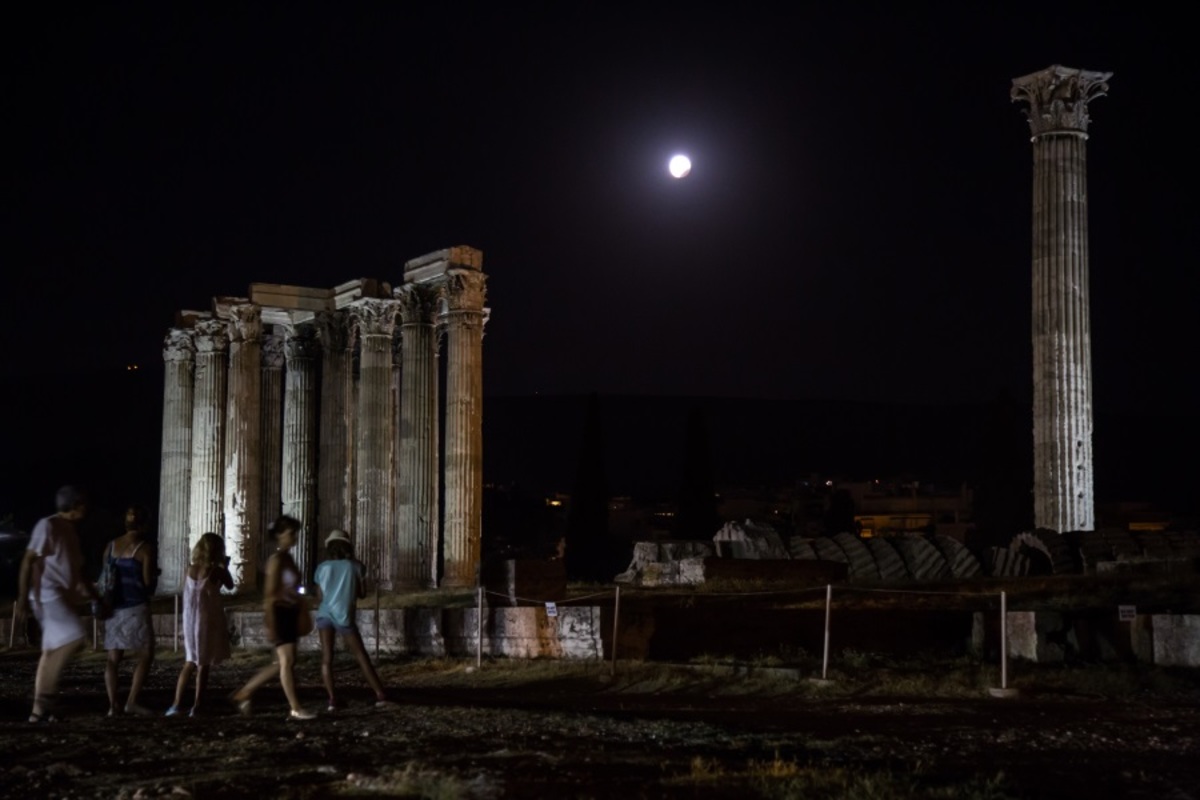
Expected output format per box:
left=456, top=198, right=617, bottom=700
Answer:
left=165, top=533, right=233, bottom=717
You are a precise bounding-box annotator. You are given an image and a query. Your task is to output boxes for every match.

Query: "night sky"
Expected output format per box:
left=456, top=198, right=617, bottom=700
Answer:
left=4, top=7, right=1197, bottom=521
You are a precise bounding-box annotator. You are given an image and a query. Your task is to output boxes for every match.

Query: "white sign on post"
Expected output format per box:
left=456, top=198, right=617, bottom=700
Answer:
left=545, top=602, right=558, bottom=618
left=1118, top=605, right=1137, bottom=621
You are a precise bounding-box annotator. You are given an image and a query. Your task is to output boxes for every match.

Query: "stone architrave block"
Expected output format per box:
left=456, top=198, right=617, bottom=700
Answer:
left=1151, top=615, right=1200, bottom=667
left=678, top=557, right=707, bottom=584
left=1006, top=611, right=1066, bottom=663
left=713, top=520, right=790, bottom=559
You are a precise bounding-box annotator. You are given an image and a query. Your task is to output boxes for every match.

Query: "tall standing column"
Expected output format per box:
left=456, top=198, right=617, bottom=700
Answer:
left=223, top=304, right=263, bottom=591
left=1012, top=65, right=1111, bottom=533
left=282, top=324, right=319, bottom=579
left=158, top=329, right=195, bottom=594
left=317, top=312, right=354, bottom=538
left=351, top=299, right=399, bottom=588
left=440, top=270, right=487, bottom=588
left=396, top=285, right=441, bottom=589
left=390, top=328, right=404, bottom=583
left=187, top=318, right=228, bottom=551
left=259, top=330, right=284, bottom=571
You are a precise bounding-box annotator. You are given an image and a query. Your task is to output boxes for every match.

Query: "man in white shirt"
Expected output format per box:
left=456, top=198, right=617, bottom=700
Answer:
left=15, top=486, right=105, bottom=722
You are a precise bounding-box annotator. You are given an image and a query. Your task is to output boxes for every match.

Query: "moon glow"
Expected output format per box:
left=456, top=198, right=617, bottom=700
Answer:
left=668, top=154, right=692, bottom=178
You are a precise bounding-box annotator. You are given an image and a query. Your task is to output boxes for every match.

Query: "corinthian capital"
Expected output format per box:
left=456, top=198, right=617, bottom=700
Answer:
left=395, top=283, right=441, bottom=325
left=163, top=329, right=195, bottom=364
left=283, top=324, right=319, bottom=362
left=261, top=330, right=285, bottom=369
left=314, top=311, right=348, bottom=353
left=193, top=318, right=229, bottom=355
left=443, top=271, right=487, bottom=313
left=227, top=304, right=263, bottom=344
left=1011, top=64, right=1111, bottom=138
left=350, top=298, right=399, bottom=338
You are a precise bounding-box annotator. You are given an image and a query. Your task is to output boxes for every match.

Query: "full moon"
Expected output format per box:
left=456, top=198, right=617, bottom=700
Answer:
left=668, top=154, right=692, bottom=178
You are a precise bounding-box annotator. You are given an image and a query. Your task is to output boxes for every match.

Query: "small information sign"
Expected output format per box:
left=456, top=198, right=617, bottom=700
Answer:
left=1118, top=605, right=1137, bottom=622
left=545, top=601, right=558, bottom=618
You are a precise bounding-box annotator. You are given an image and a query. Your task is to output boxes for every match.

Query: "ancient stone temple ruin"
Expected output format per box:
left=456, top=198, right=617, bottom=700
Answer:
left=157, top=246, right=488, bottom=594
left=1011, top=65, right=1111, bottom=533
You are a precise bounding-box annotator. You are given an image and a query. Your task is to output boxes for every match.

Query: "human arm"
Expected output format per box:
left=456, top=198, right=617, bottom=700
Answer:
left=262, top=553, right=281, bottom=639
left=15, top=550, right=38, bottom=614
left=355, top=560, right=367, bottom=600
left=141, top=544, right=158, bottom=595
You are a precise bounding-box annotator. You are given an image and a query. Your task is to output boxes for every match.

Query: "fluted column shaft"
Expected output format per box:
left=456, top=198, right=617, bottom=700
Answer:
left=259, top=331, right=284, bottom=570
left=396, top=286, right=441, bottom=589
left=441, top=272, right=487, bottom=588
left=352, top=300, right=399, bottom=587
left=187, top=319, right=228, bottom=551
left=1031, top=133, right=1094, bottom=532
left=282, top=325, right=319, bottom=579
left=390, top=330, right=404, bottom=585
left=1013, top=65, right=1110, bottom=533
left=223, top=305, right=263, bottom=591
left=158, top=329, right=195, bottom=594
left=317, top=313, right=354, bottom=538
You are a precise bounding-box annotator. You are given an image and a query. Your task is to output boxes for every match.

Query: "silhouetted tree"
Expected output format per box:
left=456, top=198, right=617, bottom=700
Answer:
left=971, top=389, right=1033, bottom=548
left=565, top=393, right=615, bottom=581
left=823, top=488, right=856, bottom=535
left=674, top=405, right=720, bottom=540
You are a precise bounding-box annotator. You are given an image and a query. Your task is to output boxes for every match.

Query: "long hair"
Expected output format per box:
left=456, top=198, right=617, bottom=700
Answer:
left=191, top=532, right=225, bottom=568
left=269, top=515, right=301, bottom=539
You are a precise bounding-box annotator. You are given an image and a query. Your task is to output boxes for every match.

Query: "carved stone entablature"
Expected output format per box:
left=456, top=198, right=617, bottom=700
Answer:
left=227, top=304, right=263, bottom=344
left=193, top=318, right=229, bottom=355
left=443, top=271, right=487, bottom=314
left=283, top=324, right=319, bottom=362
left=396, top=284, right=441, bottom=325
left=350, top=298, right=399, bottom=339
left=261, top=330, right=285, bottom=369
left=163, top=328, right=195, bottom=364
left=1012, top=64, right=1111, bottom=138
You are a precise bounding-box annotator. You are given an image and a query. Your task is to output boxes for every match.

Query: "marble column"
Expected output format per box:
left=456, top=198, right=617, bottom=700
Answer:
left=390, top=328, right=404, bottom=585
left=187, top=318, right=228, bottom=551
left=282, top=324, right=320, bottom=579
left=351, top=299, right=399, bottom=587
left=1012, top=65, right=1111, bottom=533
left=259, top=330, right=284, bottom=572
left=223, top=304, right=263, bottom=591
left=316, top=312, right=354, bottom=538
left=158, top=329, right=195, bottom=594
left=440, top=271, right=487, bottom=588
left=396, top=284, right=441, bottom=589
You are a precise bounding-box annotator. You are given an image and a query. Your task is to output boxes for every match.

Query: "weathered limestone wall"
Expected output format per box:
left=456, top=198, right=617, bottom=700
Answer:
left=158, top=329, right=195, bottom=593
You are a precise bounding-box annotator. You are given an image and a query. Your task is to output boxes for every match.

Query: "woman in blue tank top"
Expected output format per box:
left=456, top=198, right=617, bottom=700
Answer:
left=102, top=504, right=158, bottom=716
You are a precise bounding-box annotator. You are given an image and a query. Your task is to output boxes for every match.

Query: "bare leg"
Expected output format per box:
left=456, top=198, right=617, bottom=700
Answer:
left=194, top=665, right=210, bottom=709
left=172, top=662, right=195, bottom=709
left=105, top=649, right=124, bottom=713
left=319, top=628, right=336, bottom=706
left=344, top=629, right=387, bottom=700
left=32, top=638, right=84, bottom=718
left=127, top=645, right=154, bottom=708
left=277, top=643, right=302, bottom=712
left=233, top=659, right=280, bottom=702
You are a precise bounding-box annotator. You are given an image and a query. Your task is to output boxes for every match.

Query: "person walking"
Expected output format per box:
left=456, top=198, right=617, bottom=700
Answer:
left=15, top=486, right=105, bottom=722
left=230, top=515, right=316, bottom=720
left=166, top=532, right=233, bottom=717
left=312, top=529, right=391, bottom=711
left=101, top=503, right=158, bottom=717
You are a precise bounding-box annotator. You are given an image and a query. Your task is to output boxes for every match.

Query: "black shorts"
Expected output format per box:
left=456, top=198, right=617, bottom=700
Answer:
left=271, top=604, right=300, bottom=646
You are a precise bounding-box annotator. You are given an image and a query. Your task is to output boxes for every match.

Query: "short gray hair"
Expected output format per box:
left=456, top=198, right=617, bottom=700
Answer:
left=55, top=485, right=86, bottom=513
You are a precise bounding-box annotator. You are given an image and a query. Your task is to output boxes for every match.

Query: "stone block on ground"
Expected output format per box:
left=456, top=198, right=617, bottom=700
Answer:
left=712, top=519, right=790, bottom=559
left=832, top=532, right=879, bottom=581
left=865, top=537, right=908, bottom=581
left=893, top=535, right=950, bottom=581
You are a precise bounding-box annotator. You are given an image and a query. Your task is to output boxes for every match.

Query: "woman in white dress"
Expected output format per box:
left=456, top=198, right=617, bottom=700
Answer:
left=165, top=533, right=232, bottom=717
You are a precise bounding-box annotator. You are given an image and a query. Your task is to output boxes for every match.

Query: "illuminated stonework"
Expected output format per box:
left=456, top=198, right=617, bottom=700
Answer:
left=1012, top=66, right=1110, bottom=533
left=157, top=247, right=488, bottom=593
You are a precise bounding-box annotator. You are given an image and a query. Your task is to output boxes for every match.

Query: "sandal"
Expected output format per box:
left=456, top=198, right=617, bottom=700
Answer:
left=28, top=711, right=58, bottom=723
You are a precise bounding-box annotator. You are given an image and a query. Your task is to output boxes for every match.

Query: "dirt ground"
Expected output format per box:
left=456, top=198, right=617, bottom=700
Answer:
left=1, top=646, right=1198, bottom=800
